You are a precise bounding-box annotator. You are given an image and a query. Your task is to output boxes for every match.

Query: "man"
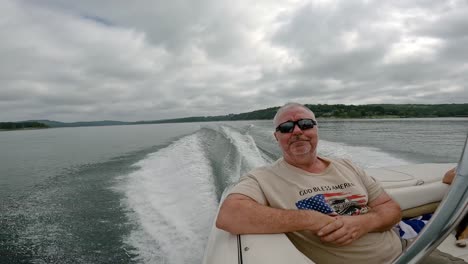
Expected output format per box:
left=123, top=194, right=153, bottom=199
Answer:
left=216, top=102, right=402, bottom=264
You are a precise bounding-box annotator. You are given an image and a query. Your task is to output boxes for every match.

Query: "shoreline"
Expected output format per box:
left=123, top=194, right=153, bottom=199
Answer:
left=0, top=127, right=49, bottom=132
left=1, top=116, right=467, bottom=130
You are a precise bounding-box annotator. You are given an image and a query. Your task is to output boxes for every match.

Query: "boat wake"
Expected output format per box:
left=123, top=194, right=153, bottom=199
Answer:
left=118, top=124, right=270, bottom=264
left=318, top=140, right=410, bottom=168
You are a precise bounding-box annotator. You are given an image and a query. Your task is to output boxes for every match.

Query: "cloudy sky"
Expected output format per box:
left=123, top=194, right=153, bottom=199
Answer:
left=1, top=0, right=467, bottom=122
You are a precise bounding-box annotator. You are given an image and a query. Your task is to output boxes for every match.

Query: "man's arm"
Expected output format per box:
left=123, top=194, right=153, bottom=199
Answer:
left=216, top=193, right=339, bottom=235
left=442, top=167, right=456, bottom=185
left=361, top=191, right=402, bottom=231
left=317, top=191, right=401, bottom=246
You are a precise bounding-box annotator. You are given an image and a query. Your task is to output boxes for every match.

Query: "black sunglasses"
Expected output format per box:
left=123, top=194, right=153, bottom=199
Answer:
left=275, top=119, right=317, bottom=133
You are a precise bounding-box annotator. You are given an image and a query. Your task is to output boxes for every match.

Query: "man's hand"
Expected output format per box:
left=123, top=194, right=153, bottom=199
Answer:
left=308, top=213, right=338, bottom=234
left=317, top=215, right=368, bottom=246
left=316, top=191, right=401, bottom=247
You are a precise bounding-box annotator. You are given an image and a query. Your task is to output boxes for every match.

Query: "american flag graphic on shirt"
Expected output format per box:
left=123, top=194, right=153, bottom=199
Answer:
left=296, top=192, right=369, bottom=216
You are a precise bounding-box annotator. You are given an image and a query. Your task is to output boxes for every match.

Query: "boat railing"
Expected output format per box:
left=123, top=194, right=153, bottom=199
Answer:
left=392, top=136, right=468, bottom=264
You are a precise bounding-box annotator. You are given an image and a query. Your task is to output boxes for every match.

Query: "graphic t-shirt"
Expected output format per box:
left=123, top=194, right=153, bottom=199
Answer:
left=230, top=157, right=402, bottom=264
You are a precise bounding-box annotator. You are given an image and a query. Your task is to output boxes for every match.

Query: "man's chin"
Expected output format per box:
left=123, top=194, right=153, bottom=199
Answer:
left=289, top=146, right=311, bottom=156
left=289, top=141, right=310, bottom=150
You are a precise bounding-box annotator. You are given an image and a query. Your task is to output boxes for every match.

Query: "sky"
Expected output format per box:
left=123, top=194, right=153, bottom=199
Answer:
left=1, top=0, right=467, bottom=122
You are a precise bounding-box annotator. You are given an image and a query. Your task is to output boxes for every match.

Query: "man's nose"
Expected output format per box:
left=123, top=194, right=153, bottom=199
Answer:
left=291, top=124, right=303, bottom=134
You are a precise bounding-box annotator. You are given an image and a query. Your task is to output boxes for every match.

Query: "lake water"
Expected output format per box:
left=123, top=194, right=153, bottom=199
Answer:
left=1, top=118, right=467, bottom=264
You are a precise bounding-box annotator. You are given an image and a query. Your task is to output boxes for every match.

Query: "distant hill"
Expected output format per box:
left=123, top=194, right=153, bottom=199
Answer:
left=132, top=103, right=468, bottom=124
left=28, top=120, right=131, bottom=128
left=12, top=103, right=468, bottom=128
left=0, top=121, right=49, bottom=130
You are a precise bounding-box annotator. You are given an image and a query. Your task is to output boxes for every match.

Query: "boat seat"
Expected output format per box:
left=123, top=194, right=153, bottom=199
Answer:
left=367, top=163, right=455, bottom=215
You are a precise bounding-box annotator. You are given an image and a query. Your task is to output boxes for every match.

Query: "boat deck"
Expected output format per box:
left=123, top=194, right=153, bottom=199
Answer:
left=439, top=234, right=468, bottom=261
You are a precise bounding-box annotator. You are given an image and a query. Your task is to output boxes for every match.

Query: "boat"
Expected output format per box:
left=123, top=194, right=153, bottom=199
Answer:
left=203, top=139, right=468, bottom=264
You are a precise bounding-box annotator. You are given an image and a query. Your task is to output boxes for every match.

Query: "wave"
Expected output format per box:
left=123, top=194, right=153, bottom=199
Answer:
left=119, top=132, right=217, bottom=264
left=119, top=124, right=271, bottom=264
left=318, top=139, right=410, bottom=168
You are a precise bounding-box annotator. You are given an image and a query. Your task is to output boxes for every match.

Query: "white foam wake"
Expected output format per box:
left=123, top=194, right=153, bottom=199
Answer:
left=319, top=139, right=410, bottom=168
left=120, top=133, right=218, bottom=264
left=220, top=126, right=270, bottom=178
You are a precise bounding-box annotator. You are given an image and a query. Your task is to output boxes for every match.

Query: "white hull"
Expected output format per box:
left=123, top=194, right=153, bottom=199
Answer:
left=203, top=163, right=468, bottom=264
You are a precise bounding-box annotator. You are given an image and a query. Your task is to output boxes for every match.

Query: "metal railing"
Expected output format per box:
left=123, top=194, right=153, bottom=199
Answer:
left=393, top=136, right=468, bottom=264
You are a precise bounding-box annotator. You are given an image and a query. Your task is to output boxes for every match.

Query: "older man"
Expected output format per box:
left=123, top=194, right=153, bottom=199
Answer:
left=216, top=102, right=403, bottom=264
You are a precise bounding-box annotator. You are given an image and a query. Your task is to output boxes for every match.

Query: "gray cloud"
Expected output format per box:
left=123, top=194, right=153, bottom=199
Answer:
left=0, top=0, right=466, bottom=122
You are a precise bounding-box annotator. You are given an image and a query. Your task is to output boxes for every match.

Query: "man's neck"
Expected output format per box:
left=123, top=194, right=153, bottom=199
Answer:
left=284, top=155, right=329, bottom=174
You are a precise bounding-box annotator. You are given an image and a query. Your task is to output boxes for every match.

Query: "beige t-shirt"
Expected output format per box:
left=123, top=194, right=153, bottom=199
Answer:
left=230, top=157, right=402, bottom=264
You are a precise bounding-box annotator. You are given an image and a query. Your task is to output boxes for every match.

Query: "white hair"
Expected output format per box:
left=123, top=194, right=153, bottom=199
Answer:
left=273, top=102, right=315, bottom=127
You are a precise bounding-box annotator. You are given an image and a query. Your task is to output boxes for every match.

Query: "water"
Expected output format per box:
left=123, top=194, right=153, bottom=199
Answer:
left=0, top=118, right=467, bottom=264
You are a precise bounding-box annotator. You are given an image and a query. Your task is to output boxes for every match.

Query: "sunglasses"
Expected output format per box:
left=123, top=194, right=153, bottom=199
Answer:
left=275, top=119, right=317, bottom=133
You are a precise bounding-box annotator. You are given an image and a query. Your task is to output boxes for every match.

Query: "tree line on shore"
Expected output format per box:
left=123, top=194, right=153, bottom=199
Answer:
left=3, top=104, right=467, bottom=129
left=0, top=121, right=49, bottom=130
left=147, top=103, right=468, bottom=124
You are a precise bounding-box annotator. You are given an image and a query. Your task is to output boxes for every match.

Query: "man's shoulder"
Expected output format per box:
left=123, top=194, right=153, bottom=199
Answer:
left=323, top=156, right=359, bottom=168
left=246, top=159, right=282, bottom=178
left=321, top=156, right=363, bottom=175
left=340, top=159, right=358, bottom=167
left=248, top=164, right=275, bottom=176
